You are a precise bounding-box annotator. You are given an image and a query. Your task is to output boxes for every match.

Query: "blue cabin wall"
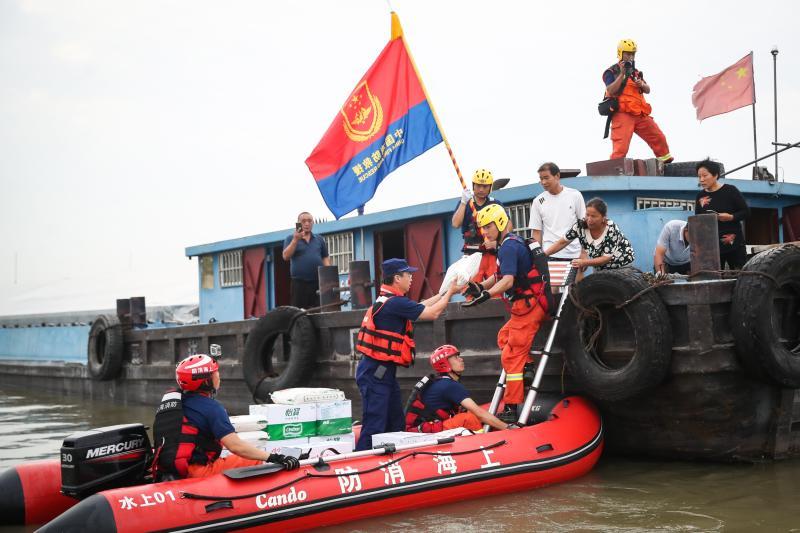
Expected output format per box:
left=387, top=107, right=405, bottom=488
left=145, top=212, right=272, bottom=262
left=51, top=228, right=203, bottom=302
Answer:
left=187, top=177, right=800, bottom=320
left=0, top=325, right=90, bottom=362
left=199, top=253, right=244, bottom=324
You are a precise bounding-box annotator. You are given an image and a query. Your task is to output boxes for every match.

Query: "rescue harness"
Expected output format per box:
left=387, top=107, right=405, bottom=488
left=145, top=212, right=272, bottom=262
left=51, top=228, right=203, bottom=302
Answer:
left=152, top=390, right=223, bottom=478
left=498, top=233, right=554, bottom=316
left=404, top=374, right=460, bottom=433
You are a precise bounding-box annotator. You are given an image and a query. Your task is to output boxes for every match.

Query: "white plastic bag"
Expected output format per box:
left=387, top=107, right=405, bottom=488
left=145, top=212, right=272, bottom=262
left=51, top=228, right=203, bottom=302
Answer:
left=439, top=253, right=483, bottom=295
left=270, top=388, right=346, bottom=405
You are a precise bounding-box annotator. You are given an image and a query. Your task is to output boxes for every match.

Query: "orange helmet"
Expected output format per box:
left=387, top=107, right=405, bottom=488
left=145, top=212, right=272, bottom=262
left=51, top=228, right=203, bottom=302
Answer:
left=175, top=354, right=218, bottom=392
left=430, top=344, right=460, bottom=373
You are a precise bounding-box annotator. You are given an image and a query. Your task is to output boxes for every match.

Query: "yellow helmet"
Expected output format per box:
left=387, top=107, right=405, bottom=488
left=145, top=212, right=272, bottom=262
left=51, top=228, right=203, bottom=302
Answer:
left=617, top=39, right=637, bottom=60
left=476, top=204, right=509, bottom=232
left=471, top=168, right=494, bottom=186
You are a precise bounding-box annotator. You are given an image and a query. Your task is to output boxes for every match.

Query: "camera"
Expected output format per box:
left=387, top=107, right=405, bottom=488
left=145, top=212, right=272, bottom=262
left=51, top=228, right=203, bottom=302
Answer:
left=210, top=343, right=223, bottom=359
left=623, top=60, right=635, bottom=77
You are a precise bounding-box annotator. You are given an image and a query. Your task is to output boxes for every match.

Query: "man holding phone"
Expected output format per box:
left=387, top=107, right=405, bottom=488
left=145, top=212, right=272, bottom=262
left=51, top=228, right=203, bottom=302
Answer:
left=282, top=212, right=330, bottom=309
left=354, top=258, right=463, bottom=451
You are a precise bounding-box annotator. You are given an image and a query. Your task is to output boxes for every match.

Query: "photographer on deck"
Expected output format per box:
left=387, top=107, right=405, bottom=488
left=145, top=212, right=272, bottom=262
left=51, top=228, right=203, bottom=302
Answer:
left=603, top=39, right=673, bottom=163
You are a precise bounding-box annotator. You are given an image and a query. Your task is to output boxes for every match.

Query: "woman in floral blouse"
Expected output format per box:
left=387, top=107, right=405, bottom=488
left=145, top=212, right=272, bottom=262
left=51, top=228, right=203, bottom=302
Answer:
left=544, top=198, right=635, bottom=270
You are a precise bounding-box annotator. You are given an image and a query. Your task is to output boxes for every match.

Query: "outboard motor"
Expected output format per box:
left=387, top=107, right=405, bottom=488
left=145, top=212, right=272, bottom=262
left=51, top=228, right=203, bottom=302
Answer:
left=60, top=423, right=152, bottom=499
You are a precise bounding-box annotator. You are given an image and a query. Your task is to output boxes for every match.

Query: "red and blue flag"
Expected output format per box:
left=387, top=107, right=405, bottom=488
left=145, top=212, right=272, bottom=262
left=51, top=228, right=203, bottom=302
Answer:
left=305, top=18, right=443, bottom=218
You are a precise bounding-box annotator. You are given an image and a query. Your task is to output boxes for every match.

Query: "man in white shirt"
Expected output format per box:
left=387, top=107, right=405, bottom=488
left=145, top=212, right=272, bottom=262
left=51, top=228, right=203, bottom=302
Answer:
left=528, top=162, right=586, bottom=260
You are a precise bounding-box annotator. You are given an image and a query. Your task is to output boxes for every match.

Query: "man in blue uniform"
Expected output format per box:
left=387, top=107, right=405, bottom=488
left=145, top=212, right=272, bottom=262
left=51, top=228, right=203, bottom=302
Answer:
left=354, top=258, right=462, bottom=451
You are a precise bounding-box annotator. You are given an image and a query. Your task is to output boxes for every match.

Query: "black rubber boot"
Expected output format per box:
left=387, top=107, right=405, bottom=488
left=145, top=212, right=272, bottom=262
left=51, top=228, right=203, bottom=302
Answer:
left=498, top=404, right=518, bottom=424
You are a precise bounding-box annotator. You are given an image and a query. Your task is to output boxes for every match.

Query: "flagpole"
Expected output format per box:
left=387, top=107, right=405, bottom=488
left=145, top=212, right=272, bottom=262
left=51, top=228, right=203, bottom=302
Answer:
left=751, top=52, right=758, bottom=174
left=751, top=104, right=758, bottom=171
left=392, top=12, right=485, bottom=240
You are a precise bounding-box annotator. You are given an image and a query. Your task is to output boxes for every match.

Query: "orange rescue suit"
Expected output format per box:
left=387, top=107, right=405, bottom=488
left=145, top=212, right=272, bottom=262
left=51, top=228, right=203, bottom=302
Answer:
left=605, top=65, right=671, bottom=161
left=495, top=234, right=548, bottom=406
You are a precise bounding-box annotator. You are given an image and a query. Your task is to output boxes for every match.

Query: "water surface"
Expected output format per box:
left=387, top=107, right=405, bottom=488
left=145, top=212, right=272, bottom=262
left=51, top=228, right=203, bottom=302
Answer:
left=1, top=386, right=798, bottom=532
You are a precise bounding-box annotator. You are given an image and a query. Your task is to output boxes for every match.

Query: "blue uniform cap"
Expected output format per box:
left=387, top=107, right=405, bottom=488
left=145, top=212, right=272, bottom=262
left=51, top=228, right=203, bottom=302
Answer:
left=382, top=258, right=418, bottom=277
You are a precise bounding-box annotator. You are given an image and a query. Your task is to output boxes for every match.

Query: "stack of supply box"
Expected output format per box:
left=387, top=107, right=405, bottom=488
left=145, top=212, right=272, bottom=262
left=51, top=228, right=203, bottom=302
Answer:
left=227, top=388, right=354, bottom=461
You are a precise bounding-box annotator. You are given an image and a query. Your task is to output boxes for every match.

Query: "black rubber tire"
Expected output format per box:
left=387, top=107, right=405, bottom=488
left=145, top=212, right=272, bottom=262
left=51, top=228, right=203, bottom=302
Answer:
left=560, top=269, right=672, bottom=401
left=664, top=161, right=725, bottom=177
left=87, top=314, right=124, bottom=380
left=243, top=306, right=318, bottom=403
left=731, top=245, right=800, bottom=388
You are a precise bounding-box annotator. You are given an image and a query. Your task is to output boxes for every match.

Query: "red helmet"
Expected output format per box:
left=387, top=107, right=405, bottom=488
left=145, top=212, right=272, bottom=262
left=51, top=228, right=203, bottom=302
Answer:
left=430, top=344, right=460, bottom=373
left=175, top=354, right=219, bottom=392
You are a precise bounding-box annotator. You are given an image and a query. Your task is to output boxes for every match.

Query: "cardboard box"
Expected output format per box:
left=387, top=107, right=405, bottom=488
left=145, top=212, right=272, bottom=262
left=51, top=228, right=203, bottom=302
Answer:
left=308, top=432, right=356, bottom=445
left=229, top=414, right=268, bottom=433
left=236, top=430, right=271, bottom=443
left=261, top=437, right=310, bottom=456
left=249, top=403, right=317, bottom=440
left=315, top=400, right=352, bottom=436
left=370, top=431, right=438, bottom=448
left=299, top=440, right=354, bottom=460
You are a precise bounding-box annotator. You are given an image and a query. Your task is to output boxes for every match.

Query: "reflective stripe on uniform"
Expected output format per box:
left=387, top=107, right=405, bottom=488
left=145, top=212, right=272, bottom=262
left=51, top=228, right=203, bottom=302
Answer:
left=506, top=373, right=524, bottom=382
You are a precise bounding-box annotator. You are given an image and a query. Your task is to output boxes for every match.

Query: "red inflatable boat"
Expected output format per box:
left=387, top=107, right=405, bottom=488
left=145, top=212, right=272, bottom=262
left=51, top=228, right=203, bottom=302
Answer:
left=1, top=395, right=602, bottom=531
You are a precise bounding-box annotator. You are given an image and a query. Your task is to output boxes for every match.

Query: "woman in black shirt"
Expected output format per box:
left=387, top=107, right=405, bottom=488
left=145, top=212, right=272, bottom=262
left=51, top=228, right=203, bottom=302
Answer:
left=694, top=159, right=750, bottom=269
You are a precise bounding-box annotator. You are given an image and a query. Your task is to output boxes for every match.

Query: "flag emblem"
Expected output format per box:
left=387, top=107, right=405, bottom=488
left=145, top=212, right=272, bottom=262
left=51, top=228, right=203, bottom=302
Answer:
left=341, top=81, right=384, bottom=142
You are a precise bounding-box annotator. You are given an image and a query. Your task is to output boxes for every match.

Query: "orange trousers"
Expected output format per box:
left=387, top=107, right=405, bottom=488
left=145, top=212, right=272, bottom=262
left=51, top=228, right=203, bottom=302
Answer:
left=187, top=455, right=263, bottom=478
left=610, top=112, right=671, bottom=160
left=497, top=302, right=547, bottom=405
left=442, top=411, right=482, bottom=431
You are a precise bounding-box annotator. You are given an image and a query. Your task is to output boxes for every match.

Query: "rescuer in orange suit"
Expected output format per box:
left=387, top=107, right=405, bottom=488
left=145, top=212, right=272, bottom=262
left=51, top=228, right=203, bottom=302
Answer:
left=462, top=205, right=549, bottom=423
left=604, top=39, right=673, bottom=163
left=451, top=169, right=503, bottom=288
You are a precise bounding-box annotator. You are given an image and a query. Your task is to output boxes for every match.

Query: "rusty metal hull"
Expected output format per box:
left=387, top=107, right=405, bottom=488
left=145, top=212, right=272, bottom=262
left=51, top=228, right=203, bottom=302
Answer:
left=1, top=279, right=798, bottom=462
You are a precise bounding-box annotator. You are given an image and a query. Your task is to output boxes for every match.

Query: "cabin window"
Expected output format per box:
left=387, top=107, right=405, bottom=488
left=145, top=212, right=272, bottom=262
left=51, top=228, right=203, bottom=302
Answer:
left=506, top=202, right=533, bottom=239
left=219, top=250, right=243, bottom=287
left=200, top=256, right=214, bottom=289
left=324, top=232, right=354, bottom=274
left=636, top=197, right=695, bottom=211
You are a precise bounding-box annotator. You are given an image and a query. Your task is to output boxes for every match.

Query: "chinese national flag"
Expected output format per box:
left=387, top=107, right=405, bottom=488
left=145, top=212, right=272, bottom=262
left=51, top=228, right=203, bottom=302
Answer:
left=692, top=52, right=755, bottom=121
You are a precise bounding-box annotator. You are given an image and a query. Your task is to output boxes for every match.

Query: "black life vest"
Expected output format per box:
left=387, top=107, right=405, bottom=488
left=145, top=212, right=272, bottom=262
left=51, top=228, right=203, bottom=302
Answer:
left=356, top=286, right=416, bottom=367
left=462, top=198, right=500, bottom=253
left=498, top=233, right=555, bottom=316
left=404, top=374, right=459, bottom=433
left=151, top=390, right=223, bottom=478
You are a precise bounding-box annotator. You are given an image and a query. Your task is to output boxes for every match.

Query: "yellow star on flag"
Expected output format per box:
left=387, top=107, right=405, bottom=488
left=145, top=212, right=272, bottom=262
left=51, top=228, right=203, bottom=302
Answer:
left=736, top=67, right=748, bottom=78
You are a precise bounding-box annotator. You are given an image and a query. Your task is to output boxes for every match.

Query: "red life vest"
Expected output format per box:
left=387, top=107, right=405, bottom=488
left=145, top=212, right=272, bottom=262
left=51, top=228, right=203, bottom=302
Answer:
left=151, top=390, right=222, bottom=478
left=356, top=285, right=416, bottom=367
left=404, top=374, right=459, bottom=433
left=497, top=233, right=552, bottom=316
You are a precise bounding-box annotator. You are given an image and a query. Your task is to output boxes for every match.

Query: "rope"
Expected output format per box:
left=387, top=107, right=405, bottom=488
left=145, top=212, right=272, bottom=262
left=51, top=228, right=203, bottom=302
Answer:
left=181, top=440, right=507, bottom=502
left=686, top=269, right=779, bottom=285
left=566, top=268, right=780, bottom=355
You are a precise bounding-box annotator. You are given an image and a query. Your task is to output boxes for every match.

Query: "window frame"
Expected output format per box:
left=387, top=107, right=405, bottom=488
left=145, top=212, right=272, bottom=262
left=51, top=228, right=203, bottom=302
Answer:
left=323, top=231, right=355, bottom=274
left=219, top=250, right=243, bottom=288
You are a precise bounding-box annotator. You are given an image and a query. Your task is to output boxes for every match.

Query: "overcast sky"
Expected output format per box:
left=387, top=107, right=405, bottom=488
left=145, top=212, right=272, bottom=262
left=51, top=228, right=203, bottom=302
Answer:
left=1, top=0, right=798, bottom=315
